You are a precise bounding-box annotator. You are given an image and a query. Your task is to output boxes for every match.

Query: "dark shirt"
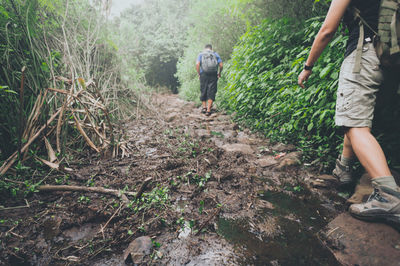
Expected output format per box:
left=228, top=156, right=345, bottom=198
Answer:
left=343, top=0, right=381, bottom=57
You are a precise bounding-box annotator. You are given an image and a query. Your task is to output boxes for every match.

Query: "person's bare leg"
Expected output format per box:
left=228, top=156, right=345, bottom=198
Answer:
left=342, top=134, right=356, bottom=159
left=346, top=127, right=391, bottom=179
left=202, top=101, right=207, bottom=109
left=348, top=127, right=399, bottom=224
left=207, top=99, right=213, bottom=112
left=333, top=134, right=356, bottom=185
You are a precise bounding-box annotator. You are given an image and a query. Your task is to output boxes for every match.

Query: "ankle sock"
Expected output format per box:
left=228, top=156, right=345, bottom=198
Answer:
left=340, top=155, right=354, bottom=166
left=372, top=176, right=398, bottom=190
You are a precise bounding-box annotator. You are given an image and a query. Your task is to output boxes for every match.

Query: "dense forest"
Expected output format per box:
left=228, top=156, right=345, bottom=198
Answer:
left=1, top=0, right=400, bottom=264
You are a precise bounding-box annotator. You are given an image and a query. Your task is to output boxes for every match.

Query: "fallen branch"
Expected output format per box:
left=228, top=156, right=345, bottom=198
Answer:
left=37, top=185, right=135, bottom=206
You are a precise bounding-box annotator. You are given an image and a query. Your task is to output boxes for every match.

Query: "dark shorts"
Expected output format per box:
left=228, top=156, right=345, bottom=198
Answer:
left=200, top=73, right=218, bottom=101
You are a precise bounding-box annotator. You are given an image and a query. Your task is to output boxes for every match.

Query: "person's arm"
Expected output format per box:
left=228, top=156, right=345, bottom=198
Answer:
left=218, top=62, right=223, bottom=78
left=298, top=0, right=351, bottom=88
left=196, top=62, right=201, bottom=78
left=215, top=53, right=223, bottom=78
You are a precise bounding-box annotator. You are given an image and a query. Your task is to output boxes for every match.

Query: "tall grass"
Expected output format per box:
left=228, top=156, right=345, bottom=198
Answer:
left=0, top=0, right=137, bottom=163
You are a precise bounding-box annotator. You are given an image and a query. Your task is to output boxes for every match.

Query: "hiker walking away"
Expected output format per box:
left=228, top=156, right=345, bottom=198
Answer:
left=298, top=0, right=400, bottom=226
left=196, top=44, right=223, bottom=116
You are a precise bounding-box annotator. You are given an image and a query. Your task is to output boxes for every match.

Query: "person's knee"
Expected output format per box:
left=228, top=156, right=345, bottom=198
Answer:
left=346, top=127, right=371, bottom=139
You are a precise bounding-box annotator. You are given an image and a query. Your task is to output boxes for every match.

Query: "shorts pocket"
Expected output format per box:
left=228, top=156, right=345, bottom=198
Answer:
left=336, top=88, right=354, bottom=112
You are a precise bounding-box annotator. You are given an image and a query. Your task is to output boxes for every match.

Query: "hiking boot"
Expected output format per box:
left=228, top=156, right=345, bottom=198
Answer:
left=332, top=157, right=354, bottom=186
left=349, top=187, right=400, bottom=227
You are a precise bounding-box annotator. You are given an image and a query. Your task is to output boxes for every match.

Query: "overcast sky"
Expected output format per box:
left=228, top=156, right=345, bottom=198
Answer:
left=110, top=0, right=144, bottom=17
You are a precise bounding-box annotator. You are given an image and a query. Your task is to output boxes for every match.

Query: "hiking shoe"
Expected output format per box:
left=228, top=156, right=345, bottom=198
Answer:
left=349, top=187, right=400, bottom=226
left=332, top=157, right=353, bottom=186
left=201, top=108, right=207, bottom=114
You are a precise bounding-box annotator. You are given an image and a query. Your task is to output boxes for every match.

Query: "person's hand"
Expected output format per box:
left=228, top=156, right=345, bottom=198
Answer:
left=298, top=69, right=312, bottom=88
left=218, top=73, right=221, bottom=79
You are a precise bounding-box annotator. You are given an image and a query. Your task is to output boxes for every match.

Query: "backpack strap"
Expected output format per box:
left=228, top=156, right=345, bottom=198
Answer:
left=351, top=7, right=380, bottom=73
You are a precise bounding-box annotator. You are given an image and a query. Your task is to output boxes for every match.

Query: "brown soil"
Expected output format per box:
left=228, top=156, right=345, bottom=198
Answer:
left=1, top=93, right=395, bottom=265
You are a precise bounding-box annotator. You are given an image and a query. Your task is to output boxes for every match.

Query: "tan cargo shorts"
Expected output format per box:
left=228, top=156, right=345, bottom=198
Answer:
left=336, top=42, right=384, bottom=128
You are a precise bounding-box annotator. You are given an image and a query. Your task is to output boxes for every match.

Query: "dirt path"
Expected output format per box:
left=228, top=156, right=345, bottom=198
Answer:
left=1, top=93, right=399, bottom=265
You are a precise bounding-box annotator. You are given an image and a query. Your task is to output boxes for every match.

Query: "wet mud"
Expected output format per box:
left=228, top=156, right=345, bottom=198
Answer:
left=2, top=93, right=395, bottom=265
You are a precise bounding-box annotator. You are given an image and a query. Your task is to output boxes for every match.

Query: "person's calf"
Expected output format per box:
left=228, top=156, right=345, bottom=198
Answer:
left=207, top=99, right=213, bottom=112
left=346, top=127, right=392, bottom=178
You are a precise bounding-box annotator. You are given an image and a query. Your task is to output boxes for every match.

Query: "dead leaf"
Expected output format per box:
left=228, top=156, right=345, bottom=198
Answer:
left=44, top=138, right=57, bottom=163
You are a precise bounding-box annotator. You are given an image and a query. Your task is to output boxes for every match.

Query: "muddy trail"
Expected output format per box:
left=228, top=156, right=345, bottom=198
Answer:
left=1, top=93, right=399, bottom=266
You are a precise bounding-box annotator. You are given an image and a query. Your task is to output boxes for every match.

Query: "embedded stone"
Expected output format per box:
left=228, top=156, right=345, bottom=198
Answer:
left=256, top=156, right=278, bottom=168
left=221, top=143, right=254, bottom=154
left=123, top=236, right=153, bottom=264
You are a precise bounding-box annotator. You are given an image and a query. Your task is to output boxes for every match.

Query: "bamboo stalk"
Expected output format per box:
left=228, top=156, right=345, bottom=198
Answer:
left=91, top=84, right=114, bottom=147
left=72, top=113, right=100, bottom=153
left=0, top=108, right=62, bottom=176
left=18, top=66, right=26, bottom=159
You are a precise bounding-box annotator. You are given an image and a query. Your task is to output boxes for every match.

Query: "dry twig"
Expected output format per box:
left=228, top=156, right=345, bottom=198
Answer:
left=37, top=185, right=134, bottom=206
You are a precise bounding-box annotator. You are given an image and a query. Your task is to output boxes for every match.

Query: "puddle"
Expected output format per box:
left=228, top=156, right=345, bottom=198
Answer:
left=63, top=223, right=100, bottom=242
left=217, top=191, right=338, bottom=265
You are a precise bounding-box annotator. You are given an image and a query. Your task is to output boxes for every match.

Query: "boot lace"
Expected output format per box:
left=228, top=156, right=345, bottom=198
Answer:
left=367, top=188, right=389, bottom=203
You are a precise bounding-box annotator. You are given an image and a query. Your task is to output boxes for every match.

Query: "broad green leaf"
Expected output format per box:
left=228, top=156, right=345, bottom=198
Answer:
left=307, top=122, right=314, bottom=131
left=319, top=64, right=332, bottom=79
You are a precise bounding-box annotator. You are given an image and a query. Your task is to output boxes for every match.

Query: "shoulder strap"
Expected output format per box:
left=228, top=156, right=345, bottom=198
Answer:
left=353, top=7, right=378, bottom=36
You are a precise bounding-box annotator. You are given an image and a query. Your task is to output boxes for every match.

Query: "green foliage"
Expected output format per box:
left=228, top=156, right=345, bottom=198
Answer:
left=0, top=0, right=47, bottom=157
left=221, top=16, right=400, bottom=170
left=130, top=186, right=170, bottom=212
left=114, top=0, right=190, bottom=90
left=265, top=0, right=329, bottom=20
left=220, top=17, right=347, bottom=169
